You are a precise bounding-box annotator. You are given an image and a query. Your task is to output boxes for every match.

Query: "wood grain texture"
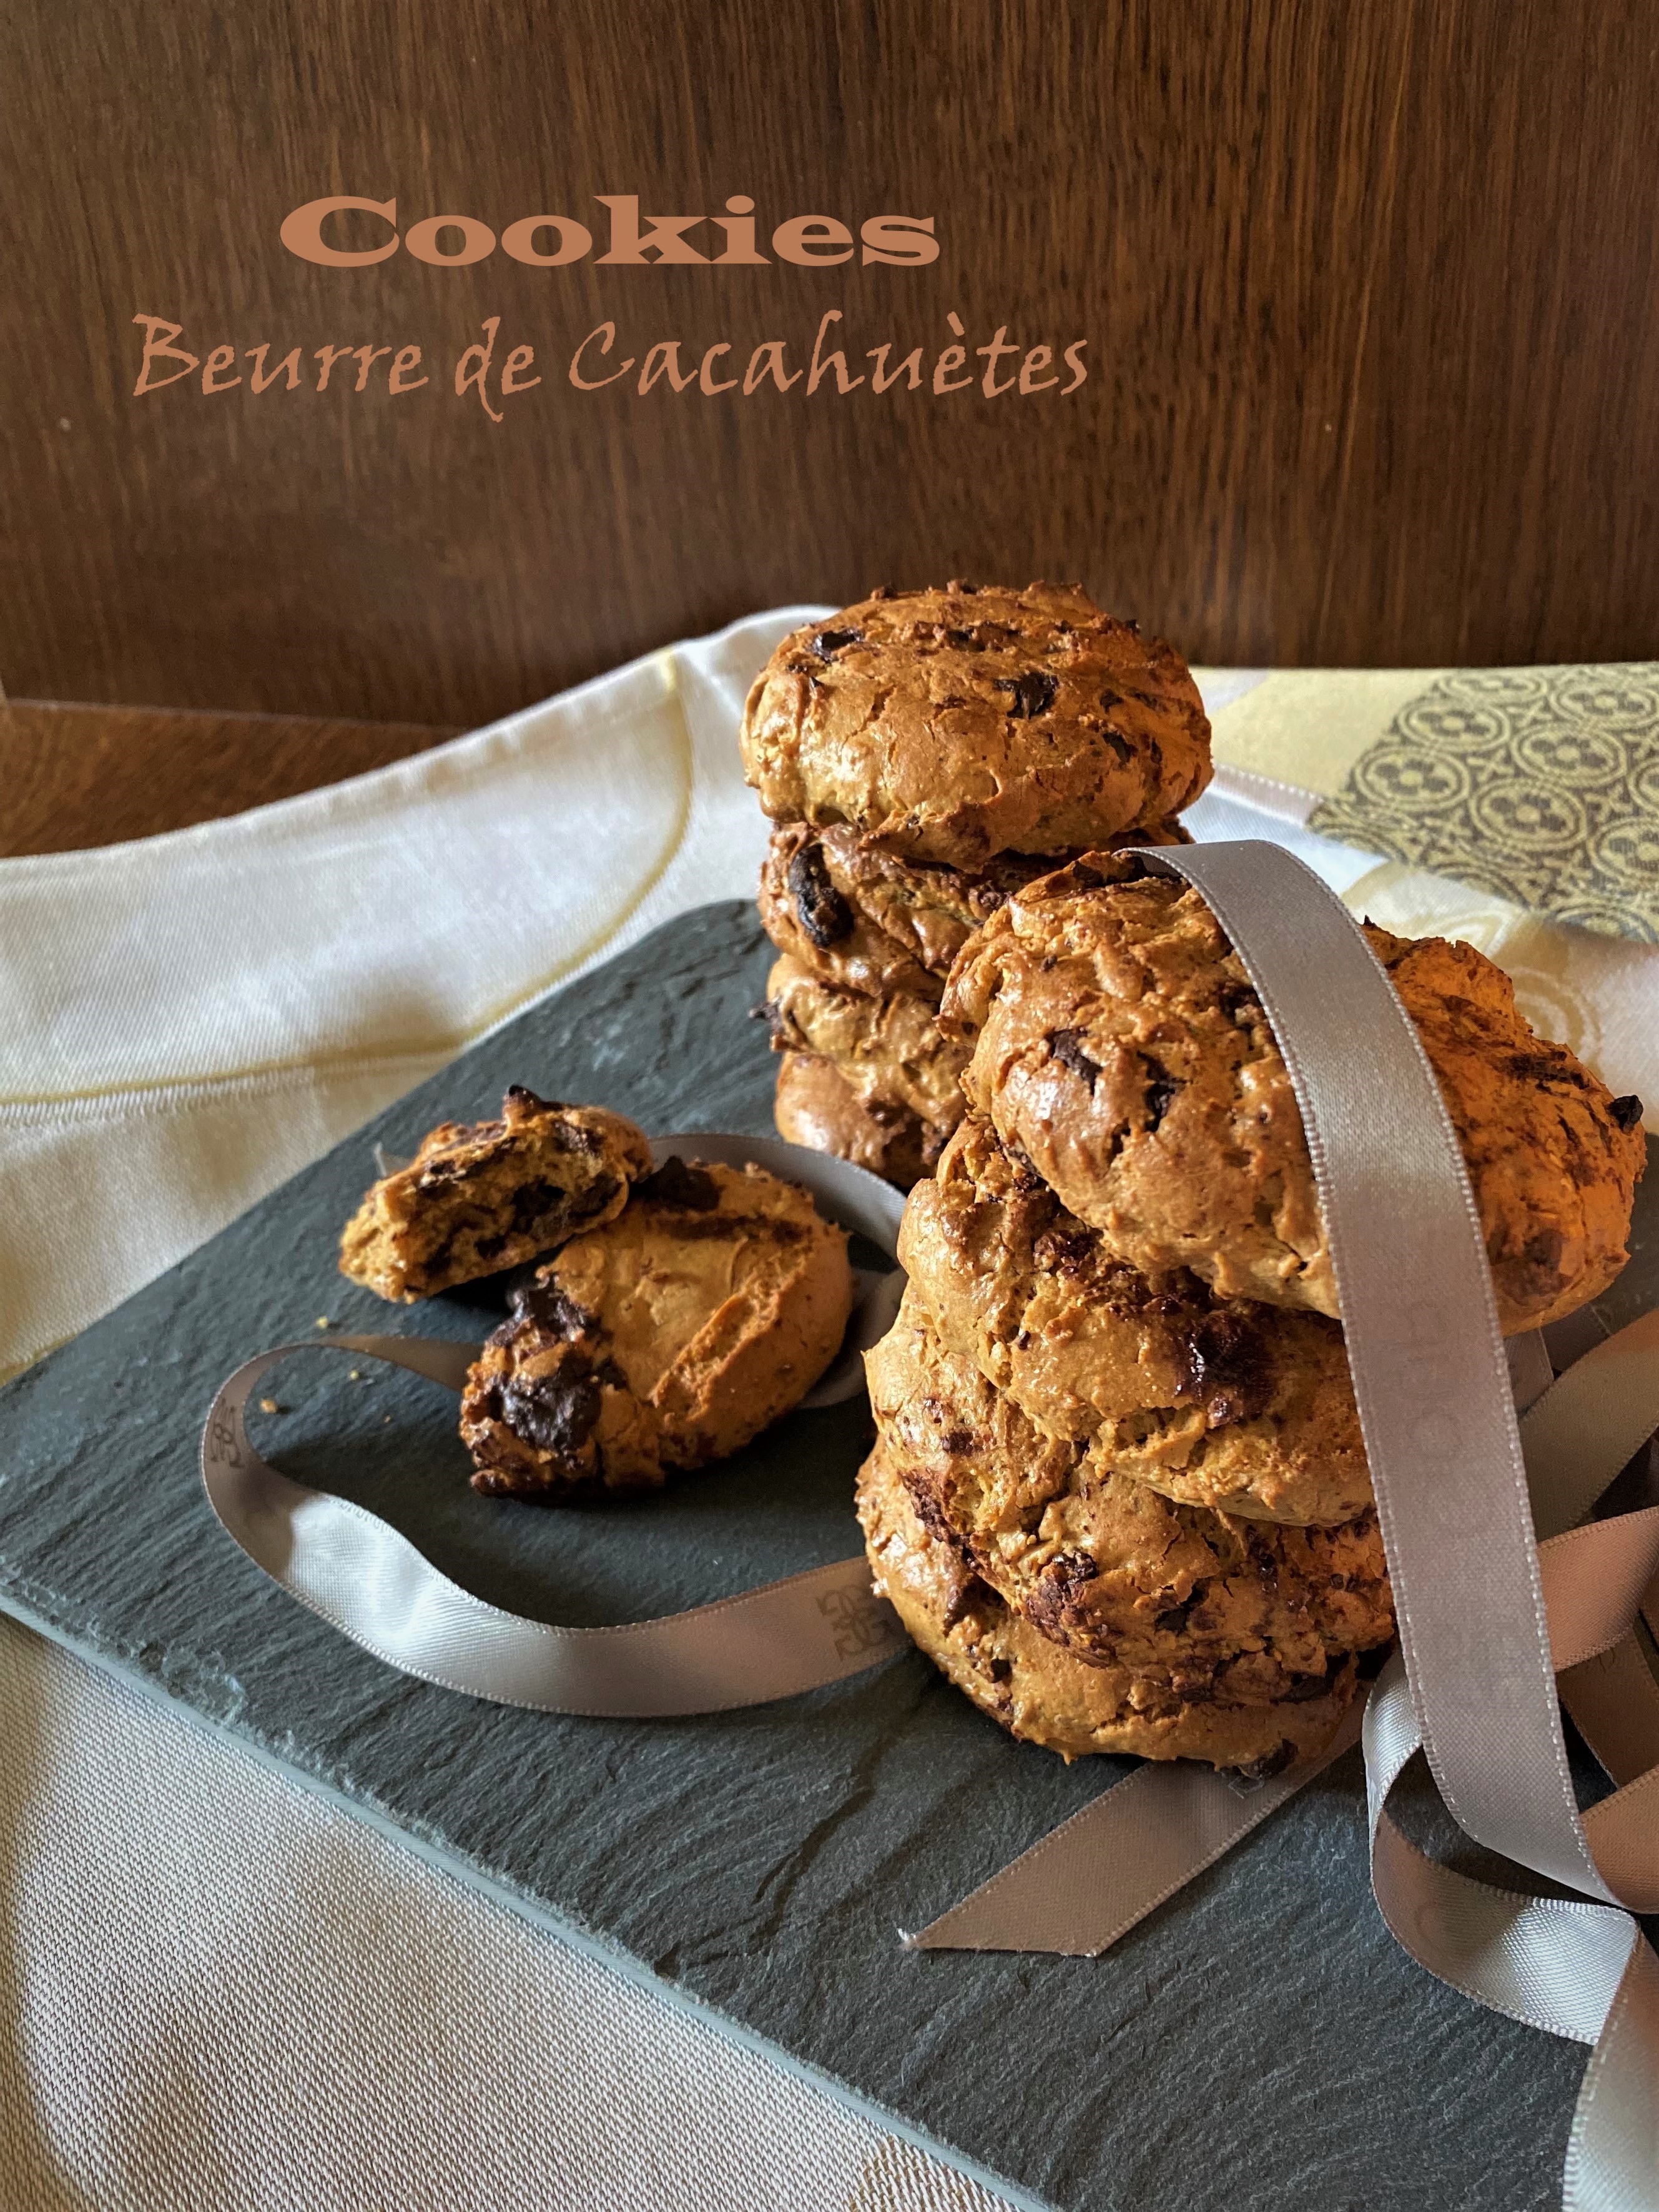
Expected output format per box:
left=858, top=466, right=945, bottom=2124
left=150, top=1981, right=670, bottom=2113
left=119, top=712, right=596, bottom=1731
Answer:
left=4, top=0, right=1659, bottom=727
left=0, top=704, right=456, bottom=856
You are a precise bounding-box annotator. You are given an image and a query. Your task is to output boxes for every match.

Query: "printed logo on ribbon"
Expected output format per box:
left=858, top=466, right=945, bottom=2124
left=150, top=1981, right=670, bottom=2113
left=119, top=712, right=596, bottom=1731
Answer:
left=817, top=1581, right=902, bottom=1659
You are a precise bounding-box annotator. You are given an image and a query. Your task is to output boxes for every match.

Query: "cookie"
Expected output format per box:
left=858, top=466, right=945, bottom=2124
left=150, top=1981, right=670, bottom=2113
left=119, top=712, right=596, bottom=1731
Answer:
left=459, top=1157, right=852, bottom=1499
left=757, top=818, right=1190, bottom=1006
left=866, top=1289, right=1392, bottom=1677
left=765, top=955, right=967, bottom=1132
left=340, top=1087, right=654, bottom=1303
left=739, top=582, right=1212, bottom=868
left=857, top=1445, right=1359, bottom=1771
left=772, top=1050, right=943, bottom=1191
left=898, top=1115, right=1371, bottom=1524
left=943, top=854, right=1646, bottom=1334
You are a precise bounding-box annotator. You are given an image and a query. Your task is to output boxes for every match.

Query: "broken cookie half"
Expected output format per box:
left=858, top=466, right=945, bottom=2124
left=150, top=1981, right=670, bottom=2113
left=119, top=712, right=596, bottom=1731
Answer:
left=339, top=1086, right=654, bottom=1302
left=459, top=1156, right=854, bottom=1500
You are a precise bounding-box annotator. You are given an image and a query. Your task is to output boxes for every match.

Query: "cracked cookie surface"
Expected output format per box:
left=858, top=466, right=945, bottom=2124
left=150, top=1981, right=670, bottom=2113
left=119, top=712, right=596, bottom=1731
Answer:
left=898, top=1115, right=1371, bottom=1524
left=339, top=1087, right=653, bottom=1302
left=459, top=1157, right=852, bottom=1499
left=866, top=1288, right=1392, bottom=1680
left=757, top=817, right=1189, bottom=1006
left=739, top=581, right=1212, bottom=867
left=943, top=853, right=1645, bottom=1333
left=765, top=954, right=967, bottom=1132
left=857, top=1443, right=1361, bottom=1770
left=772, top=1050, right=945, bottom=1191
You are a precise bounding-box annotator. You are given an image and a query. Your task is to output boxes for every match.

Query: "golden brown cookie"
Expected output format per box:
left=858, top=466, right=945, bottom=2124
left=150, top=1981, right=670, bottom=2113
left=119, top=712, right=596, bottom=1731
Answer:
left=857, top=1445, right=1359, bottom=1771
left=897, top=1115, right=1371, bottom=1525
left=340, top=1087, right=654, bottom=1303
left=866, top=1289, right=1392, bottom=1676
left=943, top=854, right=1646, bottom=1334
left=459, top=1157, right=852, bottom=1499
left=772, top=1050, right=943, bottom=1191
left=765, top=954, right=967, bottom=1132
left=757, top=818, right=1191, bottom=1006
left=739, top=582, right=1212, bottom=868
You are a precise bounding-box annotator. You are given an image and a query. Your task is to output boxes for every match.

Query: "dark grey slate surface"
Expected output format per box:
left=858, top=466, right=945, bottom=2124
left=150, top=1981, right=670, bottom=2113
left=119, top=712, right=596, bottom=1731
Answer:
left=4, top=897, right=1642, bottom=2212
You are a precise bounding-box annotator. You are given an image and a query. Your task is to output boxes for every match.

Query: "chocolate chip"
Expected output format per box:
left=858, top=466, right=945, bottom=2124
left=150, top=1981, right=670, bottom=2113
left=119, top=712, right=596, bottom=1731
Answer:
left=786, top=839, right=854, bottom=947
left=508, top=1179, right=560, bottom=1232
left=567, top=1173, right=621, bottom=1222
left=1048, top=1027, right=1101, bottom=1090
left=995, top=671, right=1058, bottom=719
left=1610, top=1094, right=1644, bottom=1130
left=1050, top=1551, right=1100, bottom=1592
left=900, top=1465, right=956, bottom=1543
left=508, top=1281, right=593, bottom=1338
left=938, top=1428, right=977, bottom=1456
left=1506, top=1050, right=1590, bottom=1089
left=499, top=1369, right=604, bottom=1457
left=1023, top=1551, right=1101, bottom=1641
left=1283, top=1672, right=1333, bottom=1703
left=503, top=1084, right=558, bottom=1115
left=1144, top=1066, right=1180, bottom=1130
left=635, top=1156, right=721, bottom=1211
left=1174, top=1310, right=1271, bottom=1428
left=1235, top=1740, right=1296, bottom=1780
left=1032, top=1227, right=1093, bottom=1276
left=1217, top=980, right=1261, bottom=1026
left=1520, top=1227, right=1565, bottom=1276
left=812, top=626, right=864, bottom=658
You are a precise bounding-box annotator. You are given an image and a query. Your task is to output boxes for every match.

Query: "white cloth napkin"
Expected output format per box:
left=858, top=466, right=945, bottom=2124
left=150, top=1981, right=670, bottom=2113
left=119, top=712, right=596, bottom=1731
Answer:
left=1, top=610, right=1653, bottom=2211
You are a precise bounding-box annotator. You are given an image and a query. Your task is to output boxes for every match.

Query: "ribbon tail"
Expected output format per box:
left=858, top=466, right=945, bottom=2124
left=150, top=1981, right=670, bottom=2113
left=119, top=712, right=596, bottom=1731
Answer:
left=203, top=1335, right=908, bottom=1715
left=907, top=1707, right=1359, bottom=1957
left=1566, top=1936, right=1659, bottom=2212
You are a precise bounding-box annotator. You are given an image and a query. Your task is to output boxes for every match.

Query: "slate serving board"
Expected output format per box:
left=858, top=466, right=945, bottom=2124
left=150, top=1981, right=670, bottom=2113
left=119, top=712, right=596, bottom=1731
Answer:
left=4, top=899, right=1652, bottom=2212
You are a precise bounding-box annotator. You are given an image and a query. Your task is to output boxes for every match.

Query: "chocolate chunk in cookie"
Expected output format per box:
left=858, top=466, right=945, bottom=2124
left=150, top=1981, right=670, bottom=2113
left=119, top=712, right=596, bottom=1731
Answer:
left=339, top=1089, right=654, bottom=1303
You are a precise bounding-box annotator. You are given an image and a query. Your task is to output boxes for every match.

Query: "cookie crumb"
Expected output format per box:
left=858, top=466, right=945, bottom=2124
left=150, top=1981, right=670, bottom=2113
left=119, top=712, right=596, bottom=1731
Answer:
left=258, top=1398, right=283, bottom=1415
left=315, top=1316, right=332, bottom=1330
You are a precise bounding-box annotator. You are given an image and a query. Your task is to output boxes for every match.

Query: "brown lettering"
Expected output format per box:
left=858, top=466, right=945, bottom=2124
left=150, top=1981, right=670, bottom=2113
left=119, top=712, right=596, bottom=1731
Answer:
left=279, top=196, right=399, bottom=267
left=132, top=314, right=198, bottom=395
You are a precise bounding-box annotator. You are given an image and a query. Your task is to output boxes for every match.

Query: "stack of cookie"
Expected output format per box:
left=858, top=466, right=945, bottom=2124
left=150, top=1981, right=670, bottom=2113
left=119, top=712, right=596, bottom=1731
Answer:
left=860, top=853, right=1646, bottom=1774
left=740, top=581, right=1214, bottom=1187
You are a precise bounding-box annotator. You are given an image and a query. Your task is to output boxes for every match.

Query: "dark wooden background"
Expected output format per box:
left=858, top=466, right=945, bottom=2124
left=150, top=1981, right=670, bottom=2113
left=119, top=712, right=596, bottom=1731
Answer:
left=6, top=0, right=1659, bottom=732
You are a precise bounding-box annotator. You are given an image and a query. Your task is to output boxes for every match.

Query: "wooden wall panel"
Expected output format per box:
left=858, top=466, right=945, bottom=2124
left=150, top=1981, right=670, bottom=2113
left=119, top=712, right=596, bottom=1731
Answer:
left=4, top=0, right=1658, bottom=725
